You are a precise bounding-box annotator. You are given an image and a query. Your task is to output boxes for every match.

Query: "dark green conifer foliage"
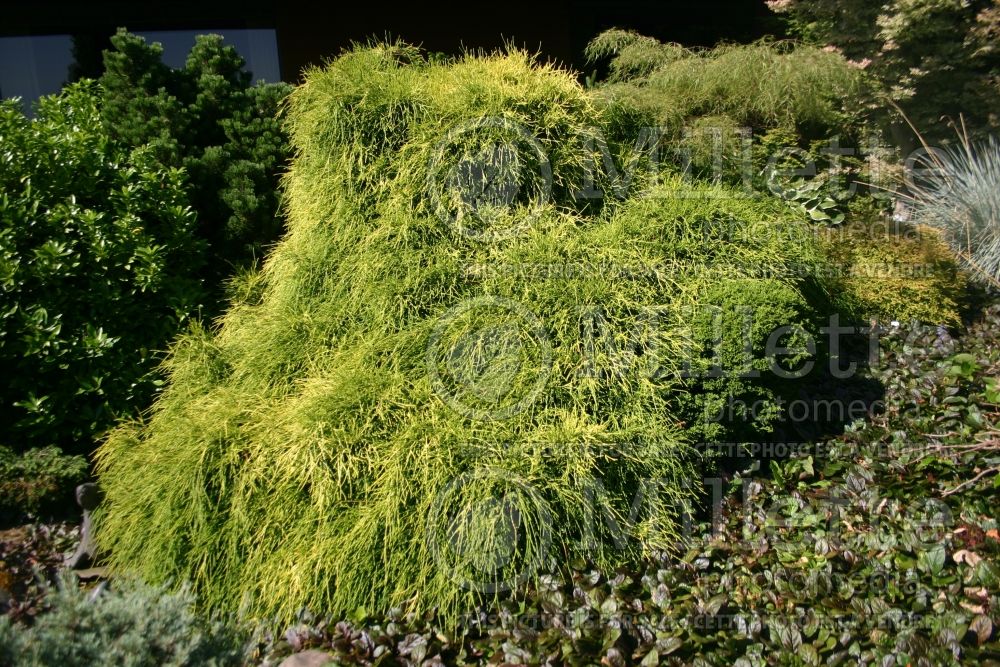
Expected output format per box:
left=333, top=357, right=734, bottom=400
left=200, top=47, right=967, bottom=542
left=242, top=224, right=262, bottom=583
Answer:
left=99, top=30, right=292, bottom=283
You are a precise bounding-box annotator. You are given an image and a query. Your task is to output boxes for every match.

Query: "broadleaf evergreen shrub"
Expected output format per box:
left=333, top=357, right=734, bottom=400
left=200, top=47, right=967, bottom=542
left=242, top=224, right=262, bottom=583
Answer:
left=94, top=44, right=841, bottom=628
left=0, top=83, right=206, bottom=453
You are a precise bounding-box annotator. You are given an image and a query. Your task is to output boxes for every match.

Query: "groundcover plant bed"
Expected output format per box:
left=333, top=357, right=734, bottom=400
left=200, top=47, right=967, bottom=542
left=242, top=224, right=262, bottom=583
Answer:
left=94, top=43, right=844, bottom=629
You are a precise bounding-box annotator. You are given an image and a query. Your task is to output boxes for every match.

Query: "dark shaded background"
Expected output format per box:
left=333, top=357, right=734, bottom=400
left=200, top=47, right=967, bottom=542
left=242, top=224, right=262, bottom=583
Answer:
left=0, top=0, right=780, bottom=81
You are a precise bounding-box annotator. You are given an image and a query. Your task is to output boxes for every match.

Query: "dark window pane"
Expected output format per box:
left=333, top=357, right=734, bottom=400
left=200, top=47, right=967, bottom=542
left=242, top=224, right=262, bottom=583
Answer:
left=136, top=29, right=281, bottom=83
left=0, top=35, right=73, bottom=109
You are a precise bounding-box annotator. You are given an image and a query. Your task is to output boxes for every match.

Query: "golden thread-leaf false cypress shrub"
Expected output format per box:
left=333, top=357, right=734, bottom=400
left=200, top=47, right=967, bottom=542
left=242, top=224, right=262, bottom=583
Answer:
left=95, top=44, right=840, bottom=627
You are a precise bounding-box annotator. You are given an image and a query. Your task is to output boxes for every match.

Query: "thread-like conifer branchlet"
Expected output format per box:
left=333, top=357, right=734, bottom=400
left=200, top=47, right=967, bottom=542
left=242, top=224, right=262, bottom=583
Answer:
left=95, top=42, right=836, bottom=629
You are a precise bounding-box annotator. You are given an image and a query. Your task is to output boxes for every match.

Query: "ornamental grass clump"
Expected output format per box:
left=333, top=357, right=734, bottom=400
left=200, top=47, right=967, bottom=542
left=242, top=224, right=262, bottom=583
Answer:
left=906, top=131, right=1000, bottom=288
left=95, top=43, right=838, bottom=628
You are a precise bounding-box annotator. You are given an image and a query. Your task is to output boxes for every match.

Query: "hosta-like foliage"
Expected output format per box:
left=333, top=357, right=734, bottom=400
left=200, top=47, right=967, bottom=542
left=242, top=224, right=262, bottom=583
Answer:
left=0, top=83, right=205, bottom=452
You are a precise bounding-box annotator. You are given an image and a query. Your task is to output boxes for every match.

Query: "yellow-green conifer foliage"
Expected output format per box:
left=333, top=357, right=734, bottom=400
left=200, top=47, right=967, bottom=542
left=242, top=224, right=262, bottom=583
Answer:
left=94, top=44, right=837, bottom=627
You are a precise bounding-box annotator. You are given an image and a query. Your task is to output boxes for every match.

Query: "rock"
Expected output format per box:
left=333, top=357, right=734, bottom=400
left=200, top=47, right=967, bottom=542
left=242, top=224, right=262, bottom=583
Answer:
left=65, top=483, right=104, bottom=570
left=278, top=651, right=335, bottom=667
left=892, top=198, right=911, bottom=224
left=74, top=566, right=108, bottom=581
left=76, top=483, right=103, bottom=511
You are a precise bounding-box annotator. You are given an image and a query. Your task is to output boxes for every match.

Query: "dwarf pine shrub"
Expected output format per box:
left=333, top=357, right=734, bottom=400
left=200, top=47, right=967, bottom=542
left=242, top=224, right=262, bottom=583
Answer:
left=0, top=574, right=243, bottom=667
left=94, top=44, right=839, bottom=628
left=99, top=30, right=292, bottom=278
